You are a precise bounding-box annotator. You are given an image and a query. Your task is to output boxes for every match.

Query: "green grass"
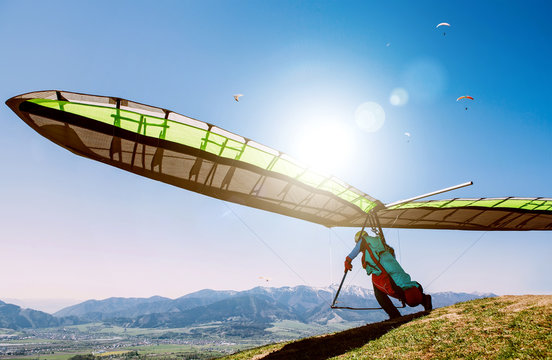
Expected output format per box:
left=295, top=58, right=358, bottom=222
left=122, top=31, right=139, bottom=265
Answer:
left=329, top=296, right=552, bottom=359
left=217, top=342, right=288, bottom=360
left=0, top=329, right=23, bottom=336
left=3, top=352, right=91, bottom=360
left=63, top=323, right=187, bottom=336
left=127, top=344, right=219, bottom=353
left=217, top=295, right=552, bottom=360
left=5, top=344, right=229, bottom=360
left=0, top=338, right=57, bottom=344
left=65, top=323, right=104, bottom=332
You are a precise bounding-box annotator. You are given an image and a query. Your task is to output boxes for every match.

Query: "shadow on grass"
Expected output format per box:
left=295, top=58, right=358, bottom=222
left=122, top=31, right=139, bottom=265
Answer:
left=259, top=311, right=429, bottom=360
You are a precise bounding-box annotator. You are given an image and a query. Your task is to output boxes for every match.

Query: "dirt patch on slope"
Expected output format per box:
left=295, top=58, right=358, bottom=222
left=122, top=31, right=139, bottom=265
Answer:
left=256, top=311, right=428, bottom=360
left=498, top=295, right=552, bottom=312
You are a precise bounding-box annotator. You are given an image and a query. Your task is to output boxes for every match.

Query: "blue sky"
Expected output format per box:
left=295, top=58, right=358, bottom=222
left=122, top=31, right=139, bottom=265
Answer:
left=0, top=1, right=550, bottom=310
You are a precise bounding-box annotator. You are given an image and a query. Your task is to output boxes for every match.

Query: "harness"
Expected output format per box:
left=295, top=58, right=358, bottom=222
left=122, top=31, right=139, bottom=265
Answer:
left=331, top=204, right=406, bottom=310
left=362, top=240, right=406, bottom=302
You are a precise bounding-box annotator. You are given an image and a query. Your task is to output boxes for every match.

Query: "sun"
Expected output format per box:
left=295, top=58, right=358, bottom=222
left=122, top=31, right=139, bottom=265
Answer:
left=294, top=122, right=355, bottom=175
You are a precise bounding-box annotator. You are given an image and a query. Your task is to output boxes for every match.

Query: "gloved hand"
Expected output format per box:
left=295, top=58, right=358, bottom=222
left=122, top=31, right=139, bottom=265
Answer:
left=344, top=256, right=353, bottom=272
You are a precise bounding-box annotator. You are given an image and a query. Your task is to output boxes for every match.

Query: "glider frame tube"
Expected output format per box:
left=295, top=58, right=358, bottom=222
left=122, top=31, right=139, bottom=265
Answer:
left=330, top=271, right=406, bottom=311
left=385, top=181, right=473, bottom=208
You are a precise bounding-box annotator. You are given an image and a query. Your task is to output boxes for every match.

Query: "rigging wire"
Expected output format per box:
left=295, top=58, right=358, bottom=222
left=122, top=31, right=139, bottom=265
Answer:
left=388, top=211, right=402, bottom=262
left=223, top=202, right=309, bottom=286
left=426, top=231, right=488, bottom=289
left=329, top=227, right=333, bottom=287
left=329, top=227, right=350, bottom=250
left=222, top=202, right=335, bottom=306
left=397, top=228, right=402, bottom=263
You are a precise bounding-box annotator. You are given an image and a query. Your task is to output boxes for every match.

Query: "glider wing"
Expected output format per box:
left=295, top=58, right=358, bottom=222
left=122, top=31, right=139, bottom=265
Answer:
left=6, top=90, right=377, bottom=227
left=7, top=91, right=551, bottom=230
left=376, top=198, right=552, bottom=231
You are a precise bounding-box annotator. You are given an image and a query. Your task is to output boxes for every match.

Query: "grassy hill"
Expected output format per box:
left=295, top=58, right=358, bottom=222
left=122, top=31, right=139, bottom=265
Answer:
left=219, top=295, right=551, bottom=360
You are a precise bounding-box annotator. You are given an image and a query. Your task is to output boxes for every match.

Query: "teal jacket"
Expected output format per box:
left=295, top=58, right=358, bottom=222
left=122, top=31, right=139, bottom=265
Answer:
left=348, top=235, right=419, bottom=290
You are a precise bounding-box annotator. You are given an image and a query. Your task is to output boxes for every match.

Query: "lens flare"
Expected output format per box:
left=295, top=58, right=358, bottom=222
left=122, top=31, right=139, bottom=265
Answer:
left=389, top=88, right=409, bottom=106
left=355, top=102, right=385, bottom=133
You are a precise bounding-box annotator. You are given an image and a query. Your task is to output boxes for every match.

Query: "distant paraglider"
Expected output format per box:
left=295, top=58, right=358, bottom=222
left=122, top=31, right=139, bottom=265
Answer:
left=436, top=22, right=450, bottom=36
left=457, top=95, right=474, bottom=110
left=404, top=132, right=411, bottom=143
left=233, top=94, right=243, bottom=102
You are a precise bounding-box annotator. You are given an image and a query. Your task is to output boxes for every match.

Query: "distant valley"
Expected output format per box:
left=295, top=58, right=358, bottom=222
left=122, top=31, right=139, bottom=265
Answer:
left=0, top=287, right=497, bottom=358
left=1, top=286, right=495, bottom=331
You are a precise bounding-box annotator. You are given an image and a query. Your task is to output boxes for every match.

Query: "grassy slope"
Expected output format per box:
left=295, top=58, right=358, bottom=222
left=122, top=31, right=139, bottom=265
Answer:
left=220, top=295, right=552, bottom=360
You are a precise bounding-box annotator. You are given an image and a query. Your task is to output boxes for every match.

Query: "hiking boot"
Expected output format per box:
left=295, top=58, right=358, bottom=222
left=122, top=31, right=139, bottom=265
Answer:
left=422, top=294, right=432, bottom=311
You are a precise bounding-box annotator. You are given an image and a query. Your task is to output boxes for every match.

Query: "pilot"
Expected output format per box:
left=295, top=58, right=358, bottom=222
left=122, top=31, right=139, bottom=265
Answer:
left=344, top=230, right=432, bottom=319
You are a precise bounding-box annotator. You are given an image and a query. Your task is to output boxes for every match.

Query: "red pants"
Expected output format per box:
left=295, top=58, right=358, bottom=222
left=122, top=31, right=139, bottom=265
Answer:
left=372, top=272, right=423, bottom=307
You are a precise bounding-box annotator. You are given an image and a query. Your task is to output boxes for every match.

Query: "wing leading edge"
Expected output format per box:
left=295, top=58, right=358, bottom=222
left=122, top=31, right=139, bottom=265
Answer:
left=6, top=90, right=376, bottom=227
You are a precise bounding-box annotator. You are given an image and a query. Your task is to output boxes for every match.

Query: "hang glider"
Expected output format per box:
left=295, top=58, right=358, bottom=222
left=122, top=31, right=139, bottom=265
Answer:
left=6, top=90, right=379, bottom=227
left=379, top=198, right=552, bottom=231
left=6, top=90, right=552, bottom=230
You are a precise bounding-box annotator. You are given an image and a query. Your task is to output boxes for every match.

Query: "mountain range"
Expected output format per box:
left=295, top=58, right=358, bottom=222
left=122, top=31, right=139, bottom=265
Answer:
left=1, top=286, right=495, bottom=331
left=0, top=300, right=81, bottom=330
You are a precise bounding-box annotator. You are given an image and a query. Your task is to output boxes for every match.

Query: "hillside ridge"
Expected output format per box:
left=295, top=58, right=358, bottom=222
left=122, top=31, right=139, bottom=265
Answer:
left=220, top=295, right=552, bottom=360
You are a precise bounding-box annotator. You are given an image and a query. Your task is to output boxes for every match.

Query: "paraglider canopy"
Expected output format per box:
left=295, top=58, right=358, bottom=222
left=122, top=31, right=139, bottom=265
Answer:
left=436, top=22, right=450, bottom=36
left=457, top=95, right=474, bottom=110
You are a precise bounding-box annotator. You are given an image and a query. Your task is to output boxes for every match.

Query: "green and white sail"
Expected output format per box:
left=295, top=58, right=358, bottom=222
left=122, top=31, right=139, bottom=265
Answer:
left=6, top=90, right=378, bottom=227
left=378, top=198, right=552, bottom=230
left=6, top=90, right=552, bottom=230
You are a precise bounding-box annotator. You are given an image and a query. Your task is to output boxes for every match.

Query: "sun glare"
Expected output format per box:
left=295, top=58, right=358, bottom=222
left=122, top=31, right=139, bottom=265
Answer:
left=294, top=122, right=355, bottom=175
left=355, top=101, right=386, bottom=132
